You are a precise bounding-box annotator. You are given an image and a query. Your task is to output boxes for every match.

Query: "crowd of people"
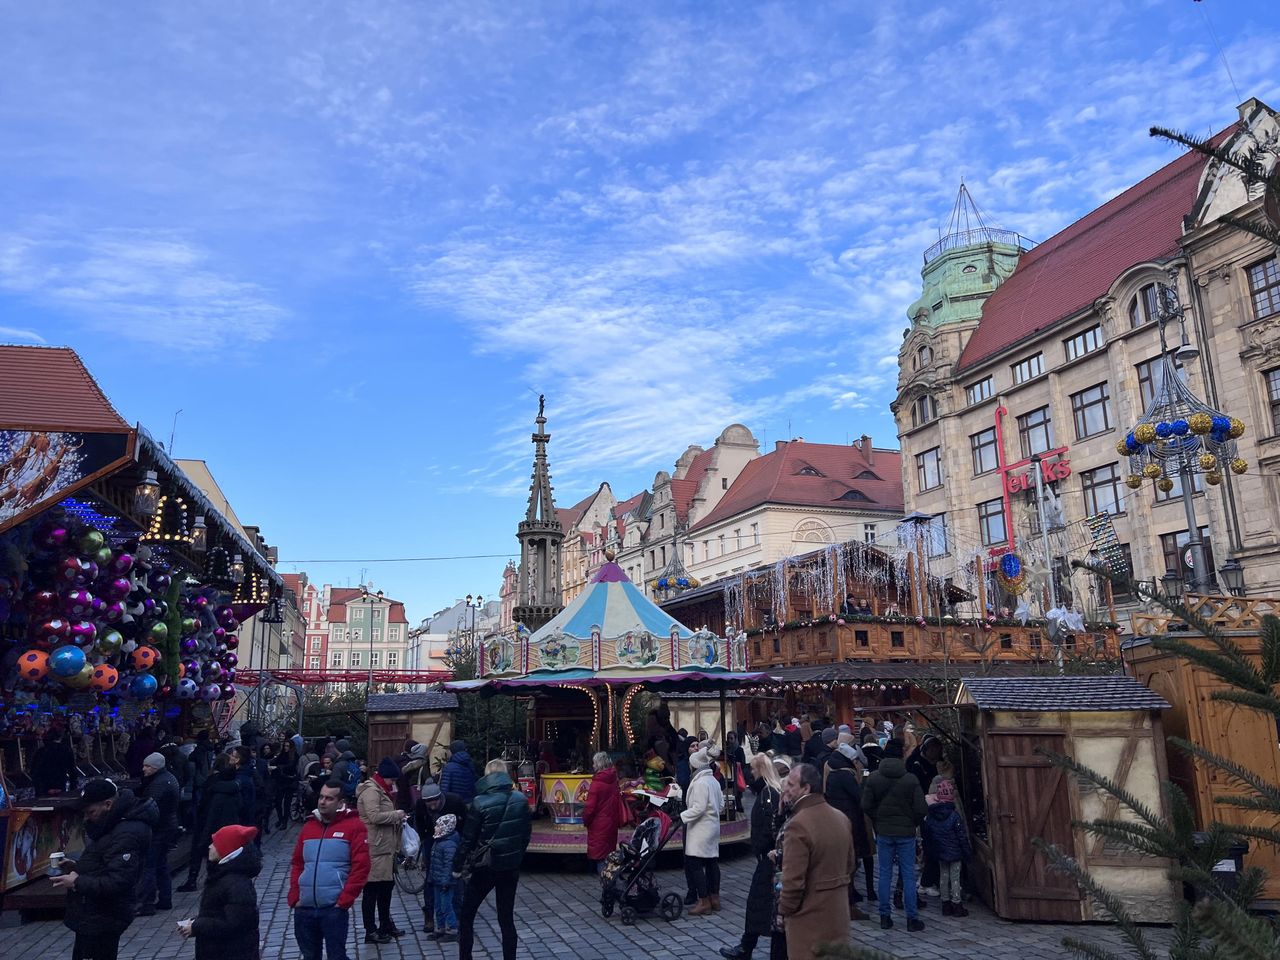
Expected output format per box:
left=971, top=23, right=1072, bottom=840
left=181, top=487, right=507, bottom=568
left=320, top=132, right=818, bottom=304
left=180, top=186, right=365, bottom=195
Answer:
left=48, top=711, right=966, bottom=960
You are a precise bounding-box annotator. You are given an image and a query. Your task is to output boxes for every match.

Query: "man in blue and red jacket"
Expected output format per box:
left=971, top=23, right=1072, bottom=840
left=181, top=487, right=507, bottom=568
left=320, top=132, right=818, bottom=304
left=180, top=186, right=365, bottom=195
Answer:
left=288, top=779, right=371, bottom=960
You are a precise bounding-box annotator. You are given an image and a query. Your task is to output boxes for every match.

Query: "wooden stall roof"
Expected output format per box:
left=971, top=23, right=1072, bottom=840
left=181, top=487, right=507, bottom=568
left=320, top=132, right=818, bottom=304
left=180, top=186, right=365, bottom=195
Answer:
left=957, top=676, right=1170, bottom=712
left=770, top=661, right=1043, bottom=683
left=366, top=691, right=459, bottom=713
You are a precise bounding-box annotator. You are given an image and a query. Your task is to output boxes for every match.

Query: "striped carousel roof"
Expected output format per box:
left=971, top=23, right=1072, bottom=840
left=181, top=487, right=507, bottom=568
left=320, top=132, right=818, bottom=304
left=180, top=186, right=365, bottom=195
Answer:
left=529, top=561, right=694, bottom=642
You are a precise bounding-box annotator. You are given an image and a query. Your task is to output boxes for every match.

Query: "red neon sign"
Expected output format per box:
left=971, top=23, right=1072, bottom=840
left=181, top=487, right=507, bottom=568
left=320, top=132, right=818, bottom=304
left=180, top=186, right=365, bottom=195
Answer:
left=992, top=406, right=1071, bottom=555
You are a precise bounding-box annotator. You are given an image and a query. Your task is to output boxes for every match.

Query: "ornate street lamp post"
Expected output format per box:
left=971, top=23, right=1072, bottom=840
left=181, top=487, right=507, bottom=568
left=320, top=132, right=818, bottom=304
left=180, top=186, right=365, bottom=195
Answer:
left=1119, top=280, right=1249, bottom=595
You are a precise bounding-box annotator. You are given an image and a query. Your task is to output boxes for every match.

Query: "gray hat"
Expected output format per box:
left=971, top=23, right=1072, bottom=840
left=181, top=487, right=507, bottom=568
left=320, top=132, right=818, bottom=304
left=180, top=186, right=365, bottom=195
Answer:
left=409, top=743, right=428, bottom=760
left=420, top=783, right=442, bottom=801
left=821, top=727, right=839, bottom=744
left=143, top=752, right=166, bottom=770
left=335, top=739, right=352, bottom=752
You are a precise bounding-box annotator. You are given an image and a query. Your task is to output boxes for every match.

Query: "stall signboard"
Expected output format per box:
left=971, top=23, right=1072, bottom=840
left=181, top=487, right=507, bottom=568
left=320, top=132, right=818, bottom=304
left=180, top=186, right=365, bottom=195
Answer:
left=0, top=428, right=135, bottom=534
left=3, top=807, right=85, bottom=890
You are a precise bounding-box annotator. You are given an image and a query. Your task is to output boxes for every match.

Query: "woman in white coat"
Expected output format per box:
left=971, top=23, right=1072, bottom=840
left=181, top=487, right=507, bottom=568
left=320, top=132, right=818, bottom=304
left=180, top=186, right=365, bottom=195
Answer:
left=681, top=746, right=724, bottom=916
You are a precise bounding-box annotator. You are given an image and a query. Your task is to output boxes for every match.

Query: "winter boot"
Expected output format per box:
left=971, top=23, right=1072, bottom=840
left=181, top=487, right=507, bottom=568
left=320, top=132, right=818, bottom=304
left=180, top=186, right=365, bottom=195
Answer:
left=689, top=897, right=713, bottom=916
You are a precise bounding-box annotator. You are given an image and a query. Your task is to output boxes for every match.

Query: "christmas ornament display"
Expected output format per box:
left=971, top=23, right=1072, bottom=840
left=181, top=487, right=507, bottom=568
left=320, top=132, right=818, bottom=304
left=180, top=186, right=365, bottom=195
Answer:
left=18, top=650, right=50, bottom=680
left=49, top=645, right=87, bottom=678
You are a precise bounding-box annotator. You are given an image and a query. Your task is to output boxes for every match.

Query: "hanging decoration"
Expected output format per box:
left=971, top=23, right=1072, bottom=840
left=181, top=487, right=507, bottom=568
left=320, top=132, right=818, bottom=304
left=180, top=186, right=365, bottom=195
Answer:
left=996, top=552, right=1027, bottom=594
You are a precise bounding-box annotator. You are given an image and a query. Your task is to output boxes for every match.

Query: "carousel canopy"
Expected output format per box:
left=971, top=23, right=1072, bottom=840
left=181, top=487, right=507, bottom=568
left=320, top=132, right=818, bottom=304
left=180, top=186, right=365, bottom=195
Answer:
left=530, top=560, right=694, bottom=643
left=445, top=667, right=771, bottom=696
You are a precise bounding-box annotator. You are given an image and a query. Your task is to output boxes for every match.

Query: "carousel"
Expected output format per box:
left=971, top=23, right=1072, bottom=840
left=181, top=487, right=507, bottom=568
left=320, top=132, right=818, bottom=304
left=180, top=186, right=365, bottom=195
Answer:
left=445, top=558, right=768, bottom=854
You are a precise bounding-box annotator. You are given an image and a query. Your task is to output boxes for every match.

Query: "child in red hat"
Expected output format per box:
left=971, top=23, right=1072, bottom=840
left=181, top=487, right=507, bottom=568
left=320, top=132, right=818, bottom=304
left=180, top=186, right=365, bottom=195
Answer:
left=176, top=824, right=261, bottom=959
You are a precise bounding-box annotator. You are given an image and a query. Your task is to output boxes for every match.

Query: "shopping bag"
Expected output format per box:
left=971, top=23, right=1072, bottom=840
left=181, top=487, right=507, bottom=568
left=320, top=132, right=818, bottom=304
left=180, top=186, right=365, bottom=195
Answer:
left=400, top=821, right=421, bottom=859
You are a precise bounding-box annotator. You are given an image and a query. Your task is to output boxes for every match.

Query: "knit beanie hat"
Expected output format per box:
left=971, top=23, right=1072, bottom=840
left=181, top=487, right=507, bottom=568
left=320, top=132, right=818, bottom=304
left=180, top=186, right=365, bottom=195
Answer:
left=335, top=739, right=352, bottom=753
left=690, top=748, right=712, bottom=771
left=378, top=757, right=402, bottom=779
left=936, top=779, right=955, bottom=803
left=837, top=732, right=855, bottom=746
left=434, top=814, right=457, bottom=839
left=409, top=743, right=428, bottom=760
left=143, top=752, right=166, bottom=770
left=821, top=727, right=839, bottom=744
left=211, top=824, right=258, bottom=861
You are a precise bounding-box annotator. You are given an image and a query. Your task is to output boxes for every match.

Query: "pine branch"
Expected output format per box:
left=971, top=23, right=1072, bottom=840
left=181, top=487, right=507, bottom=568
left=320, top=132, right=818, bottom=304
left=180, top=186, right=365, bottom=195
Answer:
left=1042, top=748, right=1170, bottom=836
left=1153, top=635, right=1270, bottom=696
left=1150, top=127, right=1264, bottom=183
left=1223, top=823, right=1280, bottom=850
left=1192, top=897, right=1280, bottom=959
left=1261, top=615, right=1280, bottom=686
left=1036, top=840, right=1160, bottom=960
left=1075, top=817, right=1174, bottom=859
left=1060, top=938, right=1128, bottom=960
left=1172, top=737, right=1280, bottom=809
left=1210, top=688, right=1280, bottom=722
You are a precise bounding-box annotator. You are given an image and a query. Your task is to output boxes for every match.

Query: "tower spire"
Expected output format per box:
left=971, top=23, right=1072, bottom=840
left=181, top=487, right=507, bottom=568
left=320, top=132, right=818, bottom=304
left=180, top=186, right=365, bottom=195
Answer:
left=514, top=394, right=564, bottom=631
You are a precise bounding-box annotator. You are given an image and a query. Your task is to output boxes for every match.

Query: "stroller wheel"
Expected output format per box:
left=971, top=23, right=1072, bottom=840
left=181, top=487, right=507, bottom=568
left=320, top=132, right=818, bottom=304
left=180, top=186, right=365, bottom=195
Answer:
left=659, top=892, right=683, bottom=922
left=620, top=906, right=637, bottom=926
left=601, top=896, right=614, bottom=919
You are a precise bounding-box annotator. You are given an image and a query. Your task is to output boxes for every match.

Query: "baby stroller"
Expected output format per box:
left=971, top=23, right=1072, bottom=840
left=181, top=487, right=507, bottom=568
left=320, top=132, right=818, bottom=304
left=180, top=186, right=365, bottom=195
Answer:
left=600, top=785, right=685, bottom=926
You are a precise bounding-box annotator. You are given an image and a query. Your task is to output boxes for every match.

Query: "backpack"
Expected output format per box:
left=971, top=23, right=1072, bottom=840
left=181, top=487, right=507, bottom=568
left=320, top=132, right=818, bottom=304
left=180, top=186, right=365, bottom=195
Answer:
left=341, top=762, right=360, bottom=799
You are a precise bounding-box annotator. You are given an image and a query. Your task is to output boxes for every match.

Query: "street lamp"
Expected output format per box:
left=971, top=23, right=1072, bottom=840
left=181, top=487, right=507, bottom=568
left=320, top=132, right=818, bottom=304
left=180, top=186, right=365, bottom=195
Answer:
left=360, top=585, right=384, bottom=698
left=1219, top=556, right=1246, bottom=597
left=1119, top=278, right=1248, bottom=595
left=465, top=594, right=484, bottom=663
left=1161, top=568, right=1184, bottom=601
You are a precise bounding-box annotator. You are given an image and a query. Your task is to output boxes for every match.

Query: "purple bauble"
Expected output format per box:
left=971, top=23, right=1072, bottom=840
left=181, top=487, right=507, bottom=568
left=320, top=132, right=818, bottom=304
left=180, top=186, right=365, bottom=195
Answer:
left=224, top=617, right=240, bottom=633
left=107, top=577, right=132, bottom=600
left=212, top=626, right=226, bottom=641
left=194, top=595, right=210, bottom=610
left=59, top=556, right=86, bottom=583
left=219, top=683, right=236, bottom=700
left=38, top=524, right=70, bottom=550
left=70, top=621, right=98, bottom=646
left=64, top=589, right=95, bottom=617
left=204, top=661, right=223, bottom=681
left=111, top=552, right=134, bottom=575
left=200, top=682, right=221, bottom=702
left=149, top=571, right=171, bottom=592
left=103, top=601, right=126, bottom=624
left=142, top=597, right=156, bottom=615
left=223, top=635, right=239, bottom=650
left=222, top=652, right=238, bottom=668
left=216, top=607, right=236, bottom=629
left=180, top=637, right=199, bottom=654
left=79, top=560, right=99, bottom=584
left=223, top=668, right=236, bottom=684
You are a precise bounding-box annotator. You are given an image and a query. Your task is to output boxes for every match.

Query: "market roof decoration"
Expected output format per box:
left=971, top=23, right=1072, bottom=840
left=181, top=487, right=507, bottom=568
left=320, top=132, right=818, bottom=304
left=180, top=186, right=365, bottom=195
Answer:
left=956, top=676, right=1171, bottom=712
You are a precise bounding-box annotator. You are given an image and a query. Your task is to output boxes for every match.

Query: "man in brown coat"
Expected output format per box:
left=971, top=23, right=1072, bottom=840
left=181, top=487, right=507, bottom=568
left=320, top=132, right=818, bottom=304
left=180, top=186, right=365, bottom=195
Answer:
left=778, top=762, right=856, bottom=960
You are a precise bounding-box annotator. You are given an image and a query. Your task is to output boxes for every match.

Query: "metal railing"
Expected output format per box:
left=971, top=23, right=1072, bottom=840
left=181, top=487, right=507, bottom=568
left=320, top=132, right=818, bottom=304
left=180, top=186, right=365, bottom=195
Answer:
left=923, top=227, right=1036, bottom=264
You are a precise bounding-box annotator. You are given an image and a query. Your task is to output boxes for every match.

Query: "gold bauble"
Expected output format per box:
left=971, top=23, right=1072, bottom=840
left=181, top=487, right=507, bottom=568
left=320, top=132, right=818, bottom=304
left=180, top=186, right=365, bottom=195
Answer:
left=1199, top=454, right=1218, bottom=471
left=1229, top=417, right=1246, bottom=439
left=1156, top=478, right=1174, bottom=493
left=1206, top=471, right=1223, bottom=486
left=61, top=662, right=95, bottom=689
left=1142, top=463, right=1162, bottom=479
left=1116, top=439, right=1132, bottom=456
left=1125, top=475, right=1144, bottom=489
left=1134, top=423, right=1158, bottom=444
left=1188, top=412, right=1214, bottom=435
left=1231, top=458, right=1248, bottom=475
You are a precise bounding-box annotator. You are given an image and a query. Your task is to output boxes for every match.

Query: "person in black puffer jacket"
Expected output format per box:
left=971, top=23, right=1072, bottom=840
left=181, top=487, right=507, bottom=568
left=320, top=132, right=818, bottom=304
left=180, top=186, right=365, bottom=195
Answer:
left=824, top=742, right=873, bottom=910
left=453, top=763, right=532, bottom=960
left=179, top=754, right=243, bottom=891
left=718, top=753, right=784, bottom=960
left=51, top=779, right=157, bottom=960
left=138, top=751, right=181, bottom=914
left=178, top=824, right=261, bottom=960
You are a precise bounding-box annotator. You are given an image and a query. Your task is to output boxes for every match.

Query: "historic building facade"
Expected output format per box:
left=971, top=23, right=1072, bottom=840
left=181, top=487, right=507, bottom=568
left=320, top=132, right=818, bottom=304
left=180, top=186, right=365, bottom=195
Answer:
left=893, top=98, right=1280, bottom=610
left=325, top=586, right=411, bottom=672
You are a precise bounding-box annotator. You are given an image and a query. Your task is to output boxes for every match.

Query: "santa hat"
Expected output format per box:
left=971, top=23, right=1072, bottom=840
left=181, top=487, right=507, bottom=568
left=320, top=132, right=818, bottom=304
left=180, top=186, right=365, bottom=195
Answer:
left=211, top=824, right=258, bottom=862
left=935, top=779, right=955, bottom=803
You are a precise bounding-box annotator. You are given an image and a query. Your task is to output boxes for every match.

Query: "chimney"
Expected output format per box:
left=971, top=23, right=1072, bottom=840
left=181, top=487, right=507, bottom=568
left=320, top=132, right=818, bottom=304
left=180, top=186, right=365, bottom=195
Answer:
left=775, top=440, right=787, bottom=451
left=858, top=435, right=874, bottom=465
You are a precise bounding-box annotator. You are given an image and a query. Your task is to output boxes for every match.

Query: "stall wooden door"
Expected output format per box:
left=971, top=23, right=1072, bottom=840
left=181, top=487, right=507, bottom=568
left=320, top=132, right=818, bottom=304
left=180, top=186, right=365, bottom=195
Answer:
left=988, top=730, right=1083, bottom=921
left=369, top=720, right=411, bottom=770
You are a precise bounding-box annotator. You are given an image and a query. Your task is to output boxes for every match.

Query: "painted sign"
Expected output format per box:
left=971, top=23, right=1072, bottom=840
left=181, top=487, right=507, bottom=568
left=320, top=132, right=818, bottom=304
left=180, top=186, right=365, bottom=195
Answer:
left=992, top=406, right=1072, bottom=554
left=0, top=429, right=134, bottom=534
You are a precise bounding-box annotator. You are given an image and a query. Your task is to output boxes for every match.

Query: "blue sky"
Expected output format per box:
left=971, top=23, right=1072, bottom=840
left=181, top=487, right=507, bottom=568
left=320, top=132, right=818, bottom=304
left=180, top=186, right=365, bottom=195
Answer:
left=2, top=1, right=1277, bottom=624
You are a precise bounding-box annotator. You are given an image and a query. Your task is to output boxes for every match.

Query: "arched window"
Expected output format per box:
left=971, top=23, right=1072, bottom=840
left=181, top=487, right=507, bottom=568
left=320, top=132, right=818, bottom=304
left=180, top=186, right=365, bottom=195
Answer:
left=792, top=519, right=833, bottom=544
left=1129, top=283, right=1159, bottom=328
left=912, top=394, right=937, bottom=428
left=918, top=344, right=933, bottom=366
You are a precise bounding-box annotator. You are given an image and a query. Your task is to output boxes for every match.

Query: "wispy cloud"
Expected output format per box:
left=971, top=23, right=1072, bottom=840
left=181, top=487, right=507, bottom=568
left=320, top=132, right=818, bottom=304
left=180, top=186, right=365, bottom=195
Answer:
left=0, top=227, right=286, bottom=350
left=0, top=325, right=45, bottom=343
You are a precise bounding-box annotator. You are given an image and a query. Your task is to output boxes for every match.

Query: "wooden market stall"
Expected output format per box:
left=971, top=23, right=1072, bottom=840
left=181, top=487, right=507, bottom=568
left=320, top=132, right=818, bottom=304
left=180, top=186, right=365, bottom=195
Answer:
left=1124, top=594, right=1280, bottom=905
left=365, top=691, right=458, bottom=772
left=956, top=676, right=1176, bottom=923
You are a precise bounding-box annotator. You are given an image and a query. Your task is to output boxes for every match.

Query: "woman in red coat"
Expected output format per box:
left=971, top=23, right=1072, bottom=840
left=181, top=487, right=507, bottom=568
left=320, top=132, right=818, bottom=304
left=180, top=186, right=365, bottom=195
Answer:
left=583, top=752, right=626, bottom=872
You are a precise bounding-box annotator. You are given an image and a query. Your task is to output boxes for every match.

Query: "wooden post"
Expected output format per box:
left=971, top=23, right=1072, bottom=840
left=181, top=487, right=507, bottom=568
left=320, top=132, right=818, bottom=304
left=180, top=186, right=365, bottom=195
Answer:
left=906, top=550, right=919, bottom=617
left=976, top=558, right=988, bottom=618
left=1105, top=577, right=1117, bottom=627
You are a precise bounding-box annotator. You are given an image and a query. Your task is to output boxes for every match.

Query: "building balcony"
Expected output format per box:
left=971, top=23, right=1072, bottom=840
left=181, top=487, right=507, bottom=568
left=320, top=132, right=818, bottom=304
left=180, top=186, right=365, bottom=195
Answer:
left=745, top=617, right=1120, bottom=670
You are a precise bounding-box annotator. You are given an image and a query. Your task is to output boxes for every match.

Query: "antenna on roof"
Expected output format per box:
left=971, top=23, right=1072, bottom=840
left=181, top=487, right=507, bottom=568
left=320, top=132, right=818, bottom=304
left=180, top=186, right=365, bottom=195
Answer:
left=169, top=409, right=182, bottom=456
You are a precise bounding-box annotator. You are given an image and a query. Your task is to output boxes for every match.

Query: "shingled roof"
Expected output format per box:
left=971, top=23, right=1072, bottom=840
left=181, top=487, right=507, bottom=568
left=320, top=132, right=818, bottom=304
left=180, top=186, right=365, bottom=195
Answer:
left=690, top=440, right=902, bottom=533
left=958, top=676, right=1170, bottom=712
left=0, top=345, right=131, bottom=432
left=366, top=691, right=459, bottom=712
left=955, top=125, right=1236, bottom=373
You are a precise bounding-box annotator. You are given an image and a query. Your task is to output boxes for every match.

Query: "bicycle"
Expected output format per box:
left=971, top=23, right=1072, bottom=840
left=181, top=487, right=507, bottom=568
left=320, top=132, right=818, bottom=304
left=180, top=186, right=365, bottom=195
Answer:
left=392, top=844, right=427, bottom=895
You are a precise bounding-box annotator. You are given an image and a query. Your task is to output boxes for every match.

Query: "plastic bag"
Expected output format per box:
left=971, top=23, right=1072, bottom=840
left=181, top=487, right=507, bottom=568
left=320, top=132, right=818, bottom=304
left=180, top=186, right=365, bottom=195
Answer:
left=400, top=822, right=420, bottom=859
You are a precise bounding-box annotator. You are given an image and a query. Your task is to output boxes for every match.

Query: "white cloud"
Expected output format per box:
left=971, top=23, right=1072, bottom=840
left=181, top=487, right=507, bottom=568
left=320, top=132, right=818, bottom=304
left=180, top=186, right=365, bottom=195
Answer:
left=0, top=326, right=45, bottom=342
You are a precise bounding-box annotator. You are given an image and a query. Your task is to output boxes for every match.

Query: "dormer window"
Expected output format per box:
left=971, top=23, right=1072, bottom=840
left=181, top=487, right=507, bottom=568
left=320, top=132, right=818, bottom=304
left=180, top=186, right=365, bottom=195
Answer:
left=836, top=489, right=871, bottom=502
left=855, top=470, right=880, bottom=481
left=962, top=264, right=977, bottom=274
left=795, top=463, right=825, bottom=477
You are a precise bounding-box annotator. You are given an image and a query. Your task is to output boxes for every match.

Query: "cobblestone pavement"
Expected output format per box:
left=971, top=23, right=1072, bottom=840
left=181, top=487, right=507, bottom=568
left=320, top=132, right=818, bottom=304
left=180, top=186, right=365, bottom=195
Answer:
left=3, top=823, right=1174, bottom=960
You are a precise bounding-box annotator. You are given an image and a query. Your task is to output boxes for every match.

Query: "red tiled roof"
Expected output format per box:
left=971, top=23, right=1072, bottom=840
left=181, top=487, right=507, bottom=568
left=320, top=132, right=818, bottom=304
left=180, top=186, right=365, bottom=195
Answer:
left=689, top=441, right=903, bottom=533
left=388, top=602, right=408, bottom=624
left=956, top=126, right=1235, bottom=373
left=671, top=448, right=714, bottom=523
left=326, top=587, right=361, bottom=622
left=555, top=488, right=600, bottom=532
left=0, top=345, right=131, bottom=431
left=614, top=492, right=646, bottom=517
